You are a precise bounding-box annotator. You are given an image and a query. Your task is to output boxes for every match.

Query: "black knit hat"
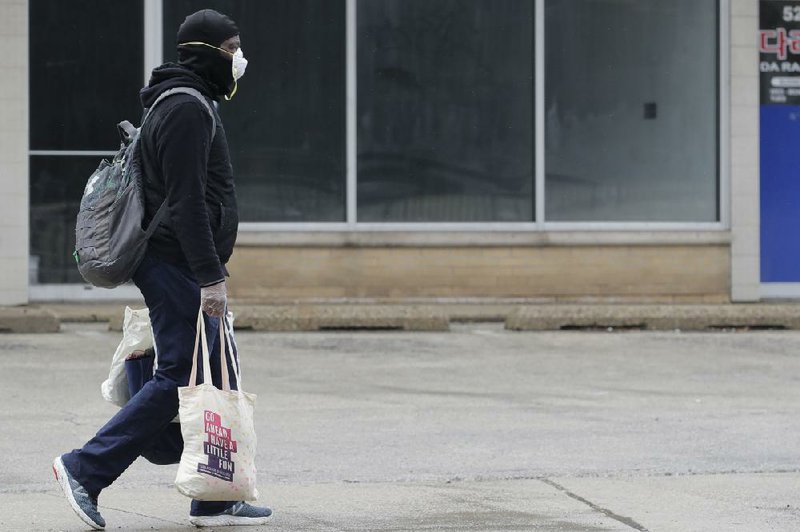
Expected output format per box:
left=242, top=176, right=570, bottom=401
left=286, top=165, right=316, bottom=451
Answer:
left=177, top=9, right=239, bottom=47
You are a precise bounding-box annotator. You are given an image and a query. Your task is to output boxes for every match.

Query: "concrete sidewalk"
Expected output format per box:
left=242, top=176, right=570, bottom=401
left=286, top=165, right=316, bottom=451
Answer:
left=1, top=323, right=799, bottom=530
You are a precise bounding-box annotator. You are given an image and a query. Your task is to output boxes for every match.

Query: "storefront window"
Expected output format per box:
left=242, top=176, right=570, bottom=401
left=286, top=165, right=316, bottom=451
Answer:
left=29, top=0, right=143, bottom=283
left=28, top=1, right=724, bottom=286
left=357, top=0, right=535, bottom=222
left=29, top=1, right=143, bottom=151
left=29, top=157, right=102, bottom=283
left=545, top=0, right=719, bottom=222
left=164, top=1, right=347, bottom=222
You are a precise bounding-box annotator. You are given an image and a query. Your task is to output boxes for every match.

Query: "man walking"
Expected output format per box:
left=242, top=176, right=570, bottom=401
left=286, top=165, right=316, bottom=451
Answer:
left=53, top=9, right=271, bottom=529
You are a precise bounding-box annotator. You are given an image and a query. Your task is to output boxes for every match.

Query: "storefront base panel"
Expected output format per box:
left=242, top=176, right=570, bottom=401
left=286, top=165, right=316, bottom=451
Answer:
left=226, top=245, right=731, bottom=303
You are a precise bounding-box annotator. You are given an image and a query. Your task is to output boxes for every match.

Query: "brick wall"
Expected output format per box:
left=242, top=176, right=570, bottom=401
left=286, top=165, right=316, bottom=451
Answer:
left=0, top=0, right=28, bottom=305
left=227, top=245, right=730, bottom=303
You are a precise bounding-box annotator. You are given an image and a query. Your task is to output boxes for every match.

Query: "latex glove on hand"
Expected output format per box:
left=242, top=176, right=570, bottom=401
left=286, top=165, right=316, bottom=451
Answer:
left=200, top=280, right=227, bottom=318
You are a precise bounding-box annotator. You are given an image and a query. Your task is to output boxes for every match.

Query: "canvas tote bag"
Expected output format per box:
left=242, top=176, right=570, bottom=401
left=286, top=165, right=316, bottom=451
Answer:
left=175, top=310, right=259, bottom=501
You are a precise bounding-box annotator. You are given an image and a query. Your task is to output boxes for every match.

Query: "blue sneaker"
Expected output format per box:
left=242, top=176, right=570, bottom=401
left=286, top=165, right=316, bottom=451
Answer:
left=189, top=501, right=273, bottom=527
left=52, top=456, right=106, bottom=530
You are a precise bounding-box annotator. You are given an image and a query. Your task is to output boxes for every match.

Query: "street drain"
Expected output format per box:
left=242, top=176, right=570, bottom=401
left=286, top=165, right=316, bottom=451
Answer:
left=318, top=325, right=404, bottom=331
left=559, top=324, right=647, bottom=331
left=706, top=324, right=787, bottom=331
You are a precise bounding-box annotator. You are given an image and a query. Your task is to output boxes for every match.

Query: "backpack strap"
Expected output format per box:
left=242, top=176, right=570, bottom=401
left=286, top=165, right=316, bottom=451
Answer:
left=143, top=87, right=218, bottom=235
left=143, top=86, right=217, bottom=141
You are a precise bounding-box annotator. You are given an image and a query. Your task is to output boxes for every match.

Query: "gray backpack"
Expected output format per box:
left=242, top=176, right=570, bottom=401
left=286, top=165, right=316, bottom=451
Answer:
left=74, top=87, right=216, bottom=288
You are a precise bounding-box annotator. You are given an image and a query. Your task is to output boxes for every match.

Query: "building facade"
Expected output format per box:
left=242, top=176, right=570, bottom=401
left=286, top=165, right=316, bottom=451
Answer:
left=0, top=1, right=771, bottom=305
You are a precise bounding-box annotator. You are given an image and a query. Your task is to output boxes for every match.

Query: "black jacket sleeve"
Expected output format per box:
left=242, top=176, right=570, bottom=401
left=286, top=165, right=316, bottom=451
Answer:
left=153, top=99, right=224, bottom=286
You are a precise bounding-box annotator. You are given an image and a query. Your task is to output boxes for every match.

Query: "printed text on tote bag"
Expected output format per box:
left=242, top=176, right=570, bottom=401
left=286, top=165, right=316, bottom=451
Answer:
left=199, top=410, right=238, bottom=481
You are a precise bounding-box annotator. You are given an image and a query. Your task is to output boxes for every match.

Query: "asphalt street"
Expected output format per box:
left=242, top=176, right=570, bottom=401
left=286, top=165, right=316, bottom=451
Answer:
left=0, top=321, right=798, bottom=531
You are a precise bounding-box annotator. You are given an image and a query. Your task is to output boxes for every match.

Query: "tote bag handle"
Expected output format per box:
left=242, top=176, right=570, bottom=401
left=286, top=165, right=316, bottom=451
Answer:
left=188, top=309, right=241, bottom=391
left=218, top=312, right=242, bottom=390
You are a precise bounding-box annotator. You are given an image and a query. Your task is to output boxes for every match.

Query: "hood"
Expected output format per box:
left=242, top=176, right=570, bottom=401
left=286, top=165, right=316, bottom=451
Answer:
left=140, top=63, right=217, bottom=110
left=174, top=9, right=240, bottom=98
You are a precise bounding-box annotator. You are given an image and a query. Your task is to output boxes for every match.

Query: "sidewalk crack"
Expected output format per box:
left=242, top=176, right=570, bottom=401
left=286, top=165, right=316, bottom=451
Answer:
left=42, top=492, right=185, bottom=526
left=539, top=478, right=649, bottom=531
left=100, top=505, right=186, bottom=526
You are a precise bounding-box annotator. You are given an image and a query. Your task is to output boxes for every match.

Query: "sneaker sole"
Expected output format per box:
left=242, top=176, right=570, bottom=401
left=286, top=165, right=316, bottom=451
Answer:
left=189, top=514, right=272, bottom=527
left=52, top=456, right=105, bottom=530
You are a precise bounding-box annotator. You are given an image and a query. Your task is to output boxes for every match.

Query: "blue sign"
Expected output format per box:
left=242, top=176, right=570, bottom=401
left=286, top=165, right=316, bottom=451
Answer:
left=760, top=1, right=800, bottom=282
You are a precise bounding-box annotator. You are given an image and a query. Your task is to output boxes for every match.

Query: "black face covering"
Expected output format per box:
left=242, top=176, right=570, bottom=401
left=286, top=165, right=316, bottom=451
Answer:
left=176, top=9, right=239, bottom=97
left=178, top=46, right=234, bottom=97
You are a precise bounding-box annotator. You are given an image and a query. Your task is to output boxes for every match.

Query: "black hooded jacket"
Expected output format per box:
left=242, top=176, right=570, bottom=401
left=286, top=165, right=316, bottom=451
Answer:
left=139, top=64, right=238, bottom=286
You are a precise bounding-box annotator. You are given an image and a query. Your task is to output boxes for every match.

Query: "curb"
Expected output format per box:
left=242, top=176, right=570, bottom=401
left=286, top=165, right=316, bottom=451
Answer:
left=234, top=305, right=450, bottom=332
left=7, top=303, right=800, bottom=333
left=0, top=307, right=60, bottom=333
left=505, top=304, right=800, bottom=331
left=107, top=305, right=451, bottom=332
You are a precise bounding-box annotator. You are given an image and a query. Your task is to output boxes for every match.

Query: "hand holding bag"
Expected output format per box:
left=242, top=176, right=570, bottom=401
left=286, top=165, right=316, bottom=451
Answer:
left=175, top=309, right=259, bottom=501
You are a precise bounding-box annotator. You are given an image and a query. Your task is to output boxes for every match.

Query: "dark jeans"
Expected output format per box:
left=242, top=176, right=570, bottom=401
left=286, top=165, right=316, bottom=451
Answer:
left=62, top=255, right=238, bottom=515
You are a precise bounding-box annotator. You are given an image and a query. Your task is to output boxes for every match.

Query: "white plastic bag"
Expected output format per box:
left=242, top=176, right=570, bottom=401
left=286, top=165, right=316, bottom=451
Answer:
left=175, top=310, right=258, bottom=501
left=101, top=306, right=153, bottom=407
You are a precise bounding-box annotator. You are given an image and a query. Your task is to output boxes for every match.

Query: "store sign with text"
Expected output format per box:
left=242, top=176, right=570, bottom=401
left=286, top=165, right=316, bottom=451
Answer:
left=761, top=1, right=800, bottom=104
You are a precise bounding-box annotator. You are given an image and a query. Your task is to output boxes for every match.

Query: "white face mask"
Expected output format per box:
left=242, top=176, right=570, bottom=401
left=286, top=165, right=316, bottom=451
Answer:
left=232, top=48, right=247, bottom=81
